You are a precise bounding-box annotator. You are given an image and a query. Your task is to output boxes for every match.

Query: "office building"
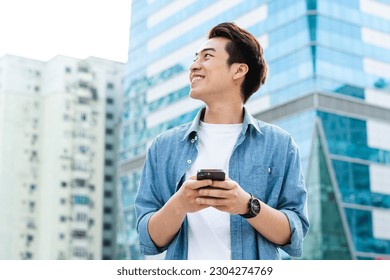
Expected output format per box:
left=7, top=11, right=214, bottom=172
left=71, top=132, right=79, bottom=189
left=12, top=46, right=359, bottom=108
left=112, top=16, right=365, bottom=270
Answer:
left=119, top=0, right=390, bottom=259
left=0, top=54, right=123, bottom=259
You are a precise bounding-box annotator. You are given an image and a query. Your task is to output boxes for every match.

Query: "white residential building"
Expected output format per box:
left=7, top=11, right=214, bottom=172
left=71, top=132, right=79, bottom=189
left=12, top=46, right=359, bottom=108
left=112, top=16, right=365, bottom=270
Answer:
left=0, top=54, right=123, bottom=260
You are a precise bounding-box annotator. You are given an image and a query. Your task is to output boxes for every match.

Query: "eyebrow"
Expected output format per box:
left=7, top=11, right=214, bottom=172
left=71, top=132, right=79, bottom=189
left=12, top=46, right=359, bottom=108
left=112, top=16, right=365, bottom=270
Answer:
left=195, top=47, right=216, bottom=57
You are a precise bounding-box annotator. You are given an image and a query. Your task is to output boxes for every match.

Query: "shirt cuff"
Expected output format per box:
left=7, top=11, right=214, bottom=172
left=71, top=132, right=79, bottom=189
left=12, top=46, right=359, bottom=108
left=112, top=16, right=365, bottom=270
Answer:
left=279, top=209, right=304, bottom=257
left=137, top=212, right=168, bottom=255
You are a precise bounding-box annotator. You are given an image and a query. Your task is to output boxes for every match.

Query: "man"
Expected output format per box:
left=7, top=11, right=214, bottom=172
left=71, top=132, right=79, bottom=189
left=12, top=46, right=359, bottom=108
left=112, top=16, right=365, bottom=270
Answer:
left=135, top=22, right=309, bottom=260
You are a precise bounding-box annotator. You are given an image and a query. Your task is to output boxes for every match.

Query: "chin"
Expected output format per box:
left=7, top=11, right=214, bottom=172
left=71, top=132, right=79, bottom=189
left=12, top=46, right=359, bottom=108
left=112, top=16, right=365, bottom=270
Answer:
left=189, top=90, right=201, bottom=100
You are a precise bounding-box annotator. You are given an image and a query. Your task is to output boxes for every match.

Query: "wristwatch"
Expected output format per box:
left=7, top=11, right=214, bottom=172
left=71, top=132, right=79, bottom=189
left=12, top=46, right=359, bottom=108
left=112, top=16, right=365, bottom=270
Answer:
left=240, top=193, right=261, bottom=219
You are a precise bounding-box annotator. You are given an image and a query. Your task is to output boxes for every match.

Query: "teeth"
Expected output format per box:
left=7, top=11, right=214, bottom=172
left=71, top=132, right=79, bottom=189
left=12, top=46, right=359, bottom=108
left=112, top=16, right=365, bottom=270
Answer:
left=192, top=76, right=204, bottom=82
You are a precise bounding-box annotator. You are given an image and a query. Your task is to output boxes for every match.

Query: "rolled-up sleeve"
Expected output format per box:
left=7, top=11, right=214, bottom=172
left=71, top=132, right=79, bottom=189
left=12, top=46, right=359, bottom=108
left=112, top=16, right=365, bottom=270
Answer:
left=278, top=137, right=310, bottom=257
left=134, top=138, right=167, bottom=255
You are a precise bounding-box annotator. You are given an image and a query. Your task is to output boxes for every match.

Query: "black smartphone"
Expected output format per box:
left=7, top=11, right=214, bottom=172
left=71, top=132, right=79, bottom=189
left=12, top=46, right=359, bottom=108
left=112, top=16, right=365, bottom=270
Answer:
left=196, top=169, right=225, bottom=181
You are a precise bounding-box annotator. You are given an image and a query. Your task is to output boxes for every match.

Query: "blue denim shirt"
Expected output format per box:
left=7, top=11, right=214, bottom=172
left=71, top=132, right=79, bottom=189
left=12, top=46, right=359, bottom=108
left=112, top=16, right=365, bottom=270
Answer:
left=135, top=107, right=309, bottom=260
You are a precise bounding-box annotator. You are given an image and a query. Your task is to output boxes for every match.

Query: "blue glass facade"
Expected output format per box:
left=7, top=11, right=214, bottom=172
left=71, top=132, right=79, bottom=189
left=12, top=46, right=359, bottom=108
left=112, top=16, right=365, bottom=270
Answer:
left=119, top=0, right=390, bottom=259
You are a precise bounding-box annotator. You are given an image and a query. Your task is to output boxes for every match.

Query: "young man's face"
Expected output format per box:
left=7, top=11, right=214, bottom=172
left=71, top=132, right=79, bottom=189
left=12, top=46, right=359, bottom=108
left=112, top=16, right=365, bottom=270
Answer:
left=189, top=37, right=237, bottom=103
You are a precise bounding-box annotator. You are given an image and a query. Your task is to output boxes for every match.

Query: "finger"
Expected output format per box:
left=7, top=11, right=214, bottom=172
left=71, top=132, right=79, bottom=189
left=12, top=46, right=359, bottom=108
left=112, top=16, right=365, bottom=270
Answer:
left=210, top=180, right=235, bottom=190
left=196, top=197, right=227, bottom=206
left=188, top=178, right=213, bottom=190
left=199, top=187, right=229, bottom=198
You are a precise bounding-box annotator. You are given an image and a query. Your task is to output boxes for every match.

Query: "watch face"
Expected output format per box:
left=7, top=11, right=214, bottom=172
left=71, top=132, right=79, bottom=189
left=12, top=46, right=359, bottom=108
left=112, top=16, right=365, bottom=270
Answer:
left=251, top=198, right=261, bottom=214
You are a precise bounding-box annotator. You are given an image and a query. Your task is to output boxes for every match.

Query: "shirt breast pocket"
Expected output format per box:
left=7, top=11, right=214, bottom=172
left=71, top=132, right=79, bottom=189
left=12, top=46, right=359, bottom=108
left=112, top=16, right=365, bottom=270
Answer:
left=248, top=165, right=283, bottom=208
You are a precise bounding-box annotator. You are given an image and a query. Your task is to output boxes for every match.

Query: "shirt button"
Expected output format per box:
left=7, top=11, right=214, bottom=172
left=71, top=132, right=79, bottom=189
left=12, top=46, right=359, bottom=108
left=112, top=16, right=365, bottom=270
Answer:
left=187, top=160, right=192, bottom=164
left=191, top=139, right=195, bottom=143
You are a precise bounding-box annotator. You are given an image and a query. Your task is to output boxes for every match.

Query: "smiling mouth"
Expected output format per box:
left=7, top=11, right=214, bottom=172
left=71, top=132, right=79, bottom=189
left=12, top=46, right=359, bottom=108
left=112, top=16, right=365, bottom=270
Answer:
left=191, top=76, right=204, bottom=83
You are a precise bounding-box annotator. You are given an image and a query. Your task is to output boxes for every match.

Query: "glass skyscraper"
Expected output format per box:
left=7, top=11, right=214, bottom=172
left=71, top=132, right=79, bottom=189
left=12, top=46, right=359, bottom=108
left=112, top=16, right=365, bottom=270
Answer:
left=118, top=0, right=390, bottom=260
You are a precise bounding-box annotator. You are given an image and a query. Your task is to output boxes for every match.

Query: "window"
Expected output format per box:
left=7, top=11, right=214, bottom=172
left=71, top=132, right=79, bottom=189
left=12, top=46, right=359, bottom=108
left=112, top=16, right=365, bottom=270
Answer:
left=106, top=113, right=114, bottom=119
left=74, top=178, right=86, bottom=187
left=72, top=195, right=90, bottom=205
left=65, top=67, right=71, bottom=73
left=72, top=230, right=87, bottom=238
left=76, top=213, right=88, bottom=221
left=60, top=216, right=67, bottom=222
left=24, top=252, right=33, bottom=259
left=72, top=247, right=88, bottom=258
left=78, top=97, right=89, bottom=104
left=105, top=159, right=113, bottom=166
left=104, top=207, right=112, bottom=214
left=106, top=97, right=114, bottom=104
left=74, top=128, right=87, bottom=138
left=105, top=144, right=113, bottom=150
left=80, top=113, right=87, bottom=121
left=29, top=201, right=35, bottom=211
left=106, top=128, right=114, bottom=135
left=104, top=190, right=113, bottom=198
left=27, top=221, right=36, bottom=229
left=79, top=145, right=88, bottom=154
left=58, top=251, right=66, bottom=260
left=30, top=150, right=38, bottom=162
left=103, top=239, right=111, bottom=247
left=31, top=134, right=38, bottom=145
left=78, top=66, right=89, bottom=73
left=79, top=81, right=88, bottom=88
left=107, top=82, right=114, bottom=89
left=61, top=181, right=67, bottom=188
left=103, top=223, right=112, bottom=230
left=91, top=87, right=98, bottom=99
left=105, top=175, right=113, bottom=182
left=71, top=161, right=88, bottom=171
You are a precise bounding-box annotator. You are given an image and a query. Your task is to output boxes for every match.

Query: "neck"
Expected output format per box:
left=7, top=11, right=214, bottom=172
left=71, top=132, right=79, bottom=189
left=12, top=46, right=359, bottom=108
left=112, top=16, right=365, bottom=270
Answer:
left=203, top=102, right=244, bottom=124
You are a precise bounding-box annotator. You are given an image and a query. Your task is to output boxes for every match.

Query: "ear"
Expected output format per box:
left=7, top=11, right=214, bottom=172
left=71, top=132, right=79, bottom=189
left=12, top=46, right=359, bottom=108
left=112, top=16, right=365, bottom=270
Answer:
left=232, top=63, right=249, bottom=80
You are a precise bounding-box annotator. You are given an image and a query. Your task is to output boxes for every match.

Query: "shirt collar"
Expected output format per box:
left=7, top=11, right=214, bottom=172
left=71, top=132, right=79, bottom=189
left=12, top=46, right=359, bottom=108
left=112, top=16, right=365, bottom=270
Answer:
left=242, top=106, right=262, bottom=135
left=181, top=107, right=262, bottom=142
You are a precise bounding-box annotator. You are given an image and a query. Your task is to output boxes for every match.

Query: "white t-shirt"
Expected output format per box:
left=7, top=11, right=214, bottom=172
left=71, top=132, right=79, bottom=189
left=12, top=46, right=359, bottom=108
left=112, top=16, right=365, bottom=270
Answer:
left=186, top=121, right=242, bottom=260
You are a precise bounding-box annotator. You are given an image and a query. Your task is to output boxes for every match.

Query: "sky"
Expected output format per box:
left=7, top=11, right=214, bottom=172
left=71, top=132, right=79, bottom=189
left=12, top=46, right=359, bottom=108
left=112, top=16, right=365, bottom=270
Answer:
left=0, top=0, right=131, bottom=63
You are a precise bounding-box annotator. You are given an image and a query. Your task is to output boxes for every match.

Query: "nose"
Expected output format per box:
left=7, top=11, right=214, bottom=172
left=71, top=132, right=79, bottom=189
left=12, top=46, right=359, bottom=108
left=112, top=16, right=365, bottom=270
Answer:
left=190, top=59, right=201, bottom=72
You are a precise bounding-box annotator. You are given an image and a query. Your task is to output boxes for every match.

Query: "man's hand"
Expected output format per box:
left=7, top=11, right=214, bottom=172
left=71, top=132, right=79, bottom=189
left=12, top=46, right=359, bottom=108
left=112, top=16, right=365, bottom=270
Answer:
left=172, top=176, right=213, bottom=214
left=147, top=175, right=212, bottom=247
left=195, top=178, right=251, bottom=215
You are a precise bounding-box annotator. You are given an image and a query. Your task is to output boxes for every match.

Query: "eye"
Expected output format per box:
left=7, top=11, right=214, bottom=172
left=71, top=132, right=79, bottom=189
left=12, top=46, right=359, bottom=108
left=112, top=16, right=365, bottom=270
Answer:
left=204, top=53, right=212, bottom=58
